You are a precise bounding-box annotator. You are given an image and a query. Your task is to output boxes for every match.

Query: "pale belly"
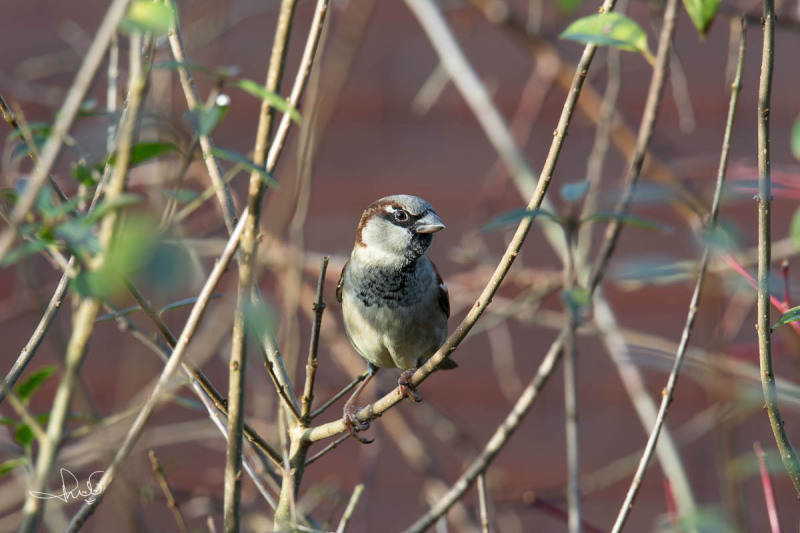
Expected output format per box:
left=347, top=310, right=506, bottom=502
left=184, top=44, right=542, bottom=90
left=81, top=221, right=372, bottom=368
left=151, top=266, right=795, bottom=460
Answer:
left=342, top=294, right=447, bottom=370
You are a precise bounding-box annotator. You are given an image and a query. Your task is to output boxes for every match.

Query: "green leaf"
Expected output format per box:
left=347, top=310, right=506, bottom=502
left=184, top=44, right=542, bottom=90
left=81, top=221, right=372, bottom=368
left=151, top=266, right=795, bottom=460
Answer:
left=772, top=305, right=800, bottom=331
left=562, top=287, right=591, bottom=317
left=557, top=0, right=584, bottom=15
left=121, top=0, right=175, bottom=35
left=152, top=61, right=240, bottom=79
left=792, top=115, right=800, bottom=162
left=75, top=216, right=157, bottom=299
left=106, top=142, right=180, bottom=168
left=17, top=366, right=57, bottom=402
left=84, top=194, right=142, bottom=225
left=184, top=98, right=229, bottom=137
left=480, top=207, right=561, bottom=233
left=561, top=13, right=655, bottom=65
left=581, top=211, right=668, bottom=232
left=791, top=206, right=800, bottom=249
left=15, top=424, right=34, bottom=447
left=162, top=189, right=199, bottom=203
left=682, top=0, right=720, bottom=35
left=232, top=79, right=301, bottom=124
left=71, top=161, right=99, bottom=187
left=560, top=181, right=589, bottom=204
left=0, top=457, right=27, bottom=476
left=0, top=239, right=51, bottom=267
left=0, top=417, right=16, bottom=426
left=210, top=147, right=277, bottom=186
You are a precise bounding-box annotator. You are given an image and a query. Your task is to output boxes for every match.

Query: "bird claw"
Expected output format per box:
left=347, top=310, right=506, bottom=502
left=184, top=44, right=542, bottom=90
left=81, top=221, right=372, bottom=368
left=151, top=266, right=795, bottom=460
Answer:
left=398, top=369, right=422, bottom=403
left=343, top=402, right=374, bottom=444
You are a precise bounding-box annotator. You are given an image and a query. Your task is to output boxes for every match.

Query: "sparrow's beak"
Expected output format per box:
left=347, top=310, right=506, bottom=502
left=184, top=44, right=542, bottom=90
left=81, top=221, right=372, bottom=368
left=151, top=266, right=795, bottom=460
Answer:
left=414, top=212, right=446, bottom=234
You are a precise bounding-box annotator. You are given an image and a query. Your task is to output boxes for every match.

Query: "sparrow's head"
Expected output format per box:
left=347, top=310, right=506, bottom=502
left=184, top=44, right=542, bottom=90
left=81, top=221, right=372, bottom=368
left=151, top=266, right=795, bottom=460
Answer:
left=355, top=195, right=445, bottom=265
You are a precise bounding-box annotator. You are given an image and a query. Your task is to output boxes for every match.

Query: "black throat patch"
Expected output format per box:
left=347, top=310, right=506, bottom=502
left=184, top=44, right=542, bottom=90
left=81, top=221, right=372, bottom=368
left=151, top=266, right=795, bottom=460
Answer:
left=354, top=260, right=423, bottom=308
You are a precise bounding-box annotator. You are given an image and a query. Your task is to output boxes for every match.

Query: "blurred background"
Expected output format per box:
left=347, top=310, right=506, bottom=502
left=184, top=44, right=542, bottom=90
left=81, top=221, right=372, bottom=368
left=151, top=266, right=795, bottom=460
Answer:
left=2, top=0, right=800, bottom=531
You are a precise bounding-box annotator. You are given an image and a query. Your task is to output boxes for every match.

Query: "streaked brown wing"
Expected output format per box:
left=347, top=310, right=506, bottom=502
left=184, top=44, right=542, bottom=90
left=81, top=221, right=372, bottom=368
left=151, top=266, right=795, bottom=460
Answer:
left=432, top=260, right=450, bottom=318
left=336, top=260, right=347, bottom=303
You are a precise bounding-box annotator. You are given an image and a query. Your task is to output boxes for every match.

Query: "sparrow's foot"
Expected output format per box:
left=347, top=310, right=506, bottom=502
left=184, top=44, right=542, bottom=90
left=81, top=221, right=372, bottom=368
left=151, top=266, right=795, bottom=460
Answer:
left=343, top=401, right=374, bottom=444
left=398, top=369, right=422, bottom=402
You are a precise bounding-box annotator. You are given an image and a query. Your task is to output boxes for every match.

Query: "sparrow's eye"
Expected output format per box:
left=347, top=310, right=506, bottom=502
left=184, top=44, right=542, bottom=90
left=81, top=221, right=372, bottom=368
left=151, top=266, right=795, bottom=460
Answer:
left=393, top=210, right=409, bottom=222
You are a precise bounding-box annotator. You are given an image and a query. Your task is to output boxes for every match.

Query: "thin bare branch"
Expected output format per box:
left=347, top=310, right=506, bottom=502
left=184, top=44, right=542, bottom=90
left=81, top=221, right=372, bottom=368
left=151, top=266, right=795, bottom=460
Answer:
left=301, top=257, right=329, bottom=421
left=756, top=0, right=800, bottom=495
left=610, top=13, right=746, bottom=532
left=148, top=450, right=190, bottom=533
left=403, top=330, right=567, bottom=533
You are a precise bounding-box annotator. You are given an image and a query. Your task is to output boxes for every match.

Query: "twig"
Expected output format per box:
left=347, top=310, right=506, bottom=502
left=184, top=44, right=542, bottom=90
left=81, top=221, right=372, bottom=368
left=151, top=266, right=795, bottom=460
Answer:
left=20, top=32, right=148, bottom=533
left=477, top=474, right=490, bottom=533
left=301, top=257, right=329, bottom=421
left=403, top=330, right=567, bottom=533
left=65, top=206, right=248, bottom=532
left=754, top=442, right=782, bottom=533
left=609, top=14, right=745, bottom=532
left=309, top=372, right=369, bottom=420
left=562, top=228, right=581, bottom=533
left=166, top=0, right=238, bottom=233
left=0, top=261, right=71, bottom=407
left=335, top=484, right=364, bottom=533
left=0, top=0, right=133, bottom=263
left=303, top=433, right=350, bottom=467
left=148, top=450, right=190, bottom=533
left=0, top=376, right=47, bottom=443
left=756, top=0, right=800, bottom=496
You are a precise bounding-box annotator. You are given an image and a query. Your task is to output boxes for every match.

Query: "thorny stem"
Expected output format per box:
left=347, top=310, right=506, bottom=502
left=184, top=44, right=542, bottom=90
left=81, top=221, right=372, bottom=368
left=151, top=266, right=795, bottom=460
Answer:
left=610, top=14, right=746, bottom=533
left=756, top=0, right=800, bottom=496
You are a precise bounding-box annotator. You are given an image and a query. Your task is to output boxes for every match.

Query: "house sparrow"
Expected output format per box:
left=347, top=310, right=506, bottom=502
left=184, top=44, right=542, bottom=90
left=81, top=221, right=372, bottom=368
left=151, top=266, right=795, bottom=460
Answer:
left=337, top=195, right=456, bottom=443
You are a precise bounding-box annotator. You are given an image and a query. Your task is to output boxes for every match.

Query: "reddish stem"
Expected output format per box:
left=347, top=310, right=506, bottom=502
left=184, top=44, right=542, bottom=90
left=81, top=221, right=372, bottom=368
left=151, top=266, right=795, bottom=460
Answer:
left=781, top=259, right=790, bottom=307
left=723, top=255, right=800, bottom=335
left=754, top=442, right=782, bottom=533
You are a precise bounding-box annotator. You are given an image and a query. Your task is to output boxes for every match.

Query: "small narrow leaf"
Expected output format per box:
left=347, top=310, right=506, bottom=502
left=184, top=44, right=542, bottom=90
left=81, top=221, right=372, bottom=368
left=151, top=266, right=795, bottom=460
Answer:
left=232, top=79, right=301, bottom=123
left=791, top=206, right=800, bottom=249
left=682, top=0, right=720, bottom=35
left=480, top=208, right=561, bottom=233
left=121, top=1, right=175, bottom=35
left=159, top=294, right=223, bottom=316
left=561, top=13, right=655, bottom=65
left=107, top=142, right=180, bottom=168
left=83, top=194, right=142, bottom=225
left=581, top=212, right=668, bottom=232
left=0, top=457, right=27, bottom=476
left=184, top=99, right=229, bottom=137
left=773, top=306, right=800, bottom=331
left=17, top=366, right=57, bottom=402
left=560, top=181, right=590, bottom=204
left=211, top=147, right=277, bottom=186
left=792, top=115, right=800, bottom=162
